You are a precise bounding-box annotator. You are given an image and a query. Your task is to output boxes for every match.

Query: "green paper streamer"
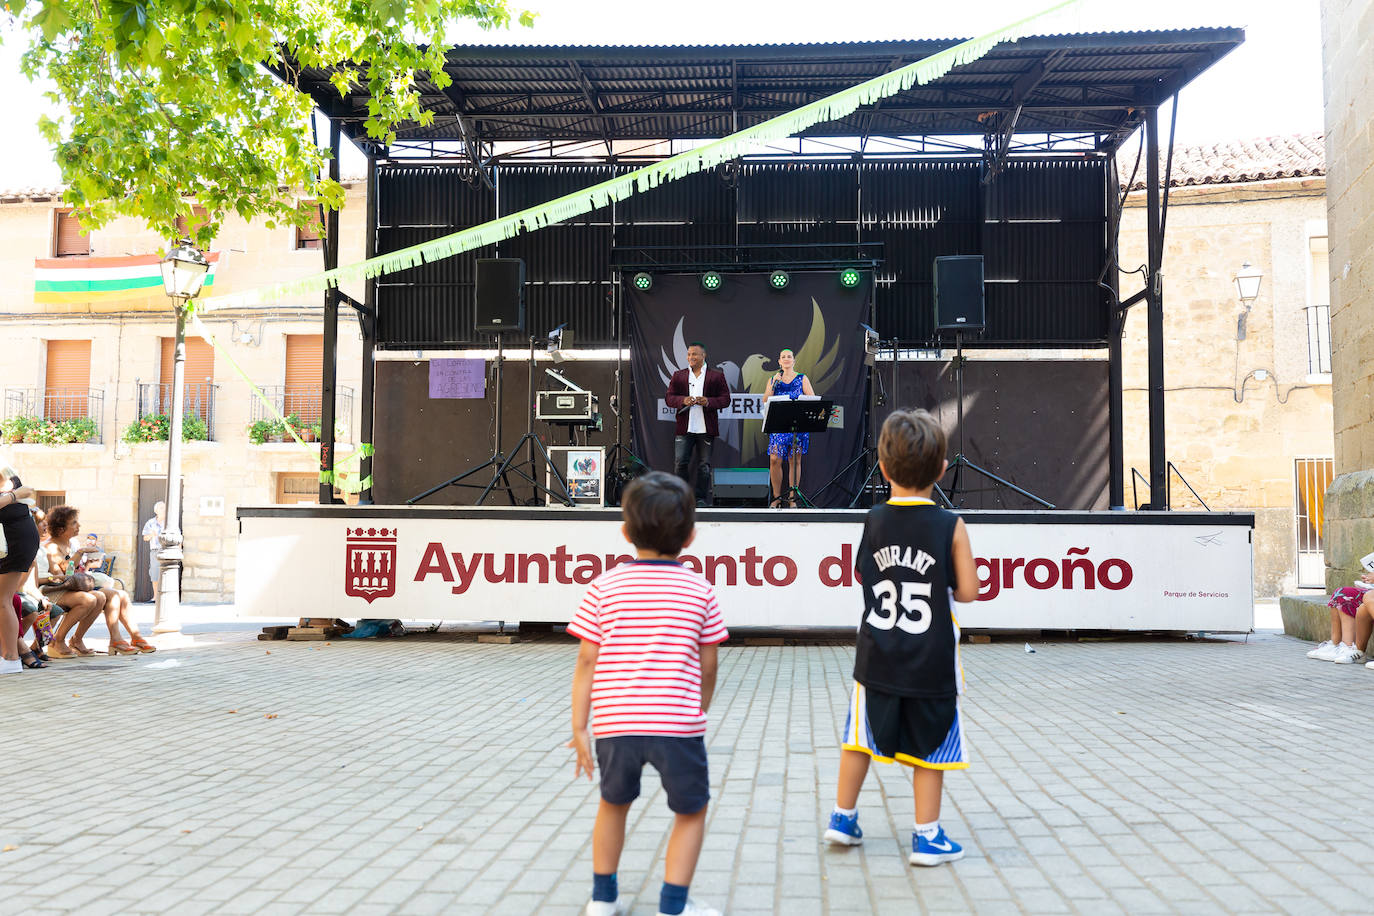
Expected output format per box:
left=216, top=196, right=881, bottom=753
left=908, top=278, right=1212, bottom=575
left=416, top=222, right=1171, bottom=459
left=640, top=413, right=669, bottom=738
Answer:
left=199, top=0, right=1081, bottom=313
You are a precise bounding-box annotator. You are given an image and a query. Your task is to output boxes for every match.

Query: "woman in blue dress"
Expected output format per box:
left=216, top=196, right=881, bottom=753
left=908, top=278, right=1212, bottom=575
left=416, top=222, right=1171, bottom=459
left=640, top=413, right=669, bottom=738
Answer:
left=764, top=348, right=817, bottom=507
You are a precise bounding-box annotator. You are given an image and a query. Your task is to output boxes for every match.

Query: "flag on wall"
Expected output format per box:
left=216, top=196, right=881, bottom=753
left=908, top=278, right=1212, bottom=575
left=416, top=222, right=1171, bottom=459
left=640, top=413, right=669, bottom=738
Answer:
left=33, top=252, right=220, bottom=308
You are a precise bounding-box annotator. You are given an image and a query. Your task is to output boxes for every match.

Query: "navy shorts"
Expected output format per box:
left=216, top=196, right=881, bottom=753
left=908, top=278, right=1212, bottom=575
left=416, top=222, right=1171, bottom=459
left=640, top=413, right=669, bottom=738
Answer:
left=595, top=735, right=710, bottom=814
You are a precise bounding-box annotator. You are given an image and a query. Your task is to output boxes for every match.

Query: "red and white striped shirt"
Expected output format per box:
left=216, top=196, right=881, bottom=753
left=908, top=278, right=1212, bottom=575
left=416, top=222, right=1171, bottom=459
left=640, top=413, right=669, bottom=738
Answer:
left=566, top=560, right=729, bottom=738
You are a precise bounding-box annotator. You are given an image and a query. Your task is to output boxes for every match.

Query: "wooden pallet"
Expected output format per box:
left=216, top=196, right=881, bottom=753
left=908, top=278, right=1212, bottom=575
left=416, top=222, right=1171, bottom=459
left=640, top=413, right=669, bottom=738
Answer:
left=286, top=626, right=343, bottom=641
left=257, top=626, right=290, bottom=641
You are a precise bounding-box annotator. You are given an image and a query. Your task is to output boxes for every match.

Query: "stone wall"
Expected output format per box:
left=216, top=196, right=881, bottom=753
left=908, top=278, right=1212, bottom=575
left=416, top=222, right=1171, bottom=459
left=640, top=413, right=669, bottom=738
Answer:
left=1321, top=0, right=1374, bottom=589
left=1119, top=180, right=1333, bottom=595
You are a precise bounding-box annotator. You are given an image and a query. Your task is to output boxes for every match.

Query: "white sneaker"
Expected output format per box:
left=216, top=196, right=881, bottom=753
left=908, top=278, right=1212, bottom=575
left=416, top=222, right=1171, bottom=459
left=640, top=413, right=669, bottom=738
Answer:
left=657, top=899, right=721, bottom=916
left=1332, top=643, right=1366, bottom=664
left=1307, top=639, right=1336, bottom=659
left=1311, top=641, right=1345, bottom=661
left=0, top=656, right=20, bottom=675
left=585, top=898, right=627, bottom=916
left=1365, top=659, right=1374, bottom=669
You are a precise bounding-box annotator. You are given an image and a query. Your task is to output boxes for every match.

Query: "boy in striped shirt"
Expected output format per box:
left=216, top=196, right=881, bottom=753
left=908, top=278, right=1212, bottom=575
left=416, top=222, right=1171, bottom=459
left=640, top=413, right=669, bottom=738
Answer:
left=568, top=471, right=728, bottom=916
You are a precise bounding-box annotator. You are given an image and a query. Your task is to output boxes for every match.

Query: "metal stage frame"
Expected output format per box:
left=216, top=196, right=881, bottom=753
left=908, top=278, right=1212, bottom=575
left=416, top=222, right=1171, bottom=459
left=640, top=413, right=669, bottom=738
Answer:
left=276, top=29, right=1244, bottom=513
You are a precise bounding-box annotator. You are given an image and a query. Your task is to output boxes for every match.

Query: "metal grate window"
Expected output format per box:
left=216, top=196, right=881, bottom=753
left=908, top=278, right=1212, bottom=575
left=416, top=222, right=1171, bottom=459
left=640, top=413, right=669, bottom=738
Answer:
left=1306, top=305, right=1331, bottom=375
left=1295, top=457, right=1334, bottom=588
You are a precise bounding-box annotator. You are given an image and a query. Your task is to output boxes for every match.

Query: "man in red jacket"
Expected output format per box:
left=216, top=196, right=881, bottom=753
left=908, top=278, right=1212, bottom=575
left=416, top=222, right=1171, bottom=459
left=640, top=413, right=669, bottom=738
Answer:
left=664, top=342, right=733, bottom=506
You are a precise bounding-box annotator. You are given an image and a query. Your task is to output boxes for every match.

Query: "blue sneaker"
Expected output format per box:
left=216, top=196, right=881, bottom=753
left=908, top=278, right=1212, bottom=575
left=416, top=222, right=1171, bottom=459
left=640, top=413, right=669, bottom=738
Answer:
left=824, top=811, right=863, bottom=846
left=909, top=827, right=964, bottom=866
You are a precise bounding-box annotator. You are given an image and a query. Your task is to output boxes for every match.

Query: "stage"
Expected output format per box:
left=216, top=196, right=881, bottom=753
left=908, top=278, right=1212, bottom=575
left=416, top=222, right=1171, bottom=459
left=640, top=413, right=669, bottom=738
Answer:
left=236, top=506, right=1255, bottom=632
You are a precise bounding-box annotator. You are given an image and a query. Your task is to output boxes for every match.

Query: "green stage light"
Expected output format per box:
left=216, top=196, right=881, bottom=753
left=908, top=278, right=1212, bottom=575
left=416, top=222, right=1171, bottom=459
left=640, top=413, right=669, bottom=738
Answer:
left=769, top=270, right=790, bottom=290
left=701, top=270, right=723, bottom=292
left=839, top=267, right=862, bottom=289
left=633, top=272, right=653, bottom=291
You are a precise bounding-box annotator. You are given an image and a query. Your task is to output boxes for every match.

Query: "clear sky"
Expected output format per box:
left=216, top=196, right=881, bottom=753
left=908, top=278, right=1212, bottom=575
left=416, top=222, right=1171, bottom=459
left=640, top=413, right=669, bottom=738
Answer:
left=0, top=0, right=1323, bottom=189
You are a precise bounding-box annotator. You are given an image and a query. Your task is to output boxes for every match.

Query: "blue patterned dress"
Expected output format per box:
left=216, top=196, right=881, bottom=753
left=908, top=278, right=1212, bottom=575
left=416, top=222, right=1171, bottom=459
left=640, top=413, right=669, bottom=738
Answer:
left=767, top=373, right=809, bottom=458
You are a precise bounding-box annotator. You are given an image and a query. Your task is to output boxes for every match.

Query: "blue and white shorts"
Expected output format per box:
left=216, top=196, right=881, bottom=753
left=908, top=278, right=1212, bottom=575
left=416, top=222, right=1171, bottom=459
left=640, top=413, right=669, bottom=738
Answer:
left=841, top=681, right=969, bottom=770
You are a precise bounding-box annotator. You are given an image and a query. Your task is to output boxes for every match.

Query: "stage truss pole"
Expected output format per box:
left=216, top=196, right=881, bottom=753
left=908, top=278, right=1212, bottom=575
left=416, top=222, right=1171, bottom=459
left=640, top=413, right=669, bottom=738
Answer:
left=1144, top=106, right=1167, bottom=509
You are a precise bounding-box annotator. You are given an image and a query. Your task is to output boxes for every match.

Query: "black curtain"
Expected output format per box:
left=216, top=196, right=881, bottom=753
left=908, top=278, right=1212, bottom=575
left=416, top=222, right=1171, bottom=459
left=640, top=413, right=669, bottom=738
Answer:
left=627, top=271, right=871, bottom=507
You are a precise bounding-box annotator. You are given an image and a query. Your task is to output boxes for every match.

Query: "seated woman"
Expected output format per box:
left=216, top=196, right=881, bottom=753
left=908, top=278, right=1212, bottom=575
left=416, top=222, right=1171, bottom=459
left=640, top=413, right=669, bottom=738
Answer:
left=41, top=505, right=141, bottom=658
left=1313, top=576, right=1373, bottom=663
left=763, top=347, right=817, bottom=508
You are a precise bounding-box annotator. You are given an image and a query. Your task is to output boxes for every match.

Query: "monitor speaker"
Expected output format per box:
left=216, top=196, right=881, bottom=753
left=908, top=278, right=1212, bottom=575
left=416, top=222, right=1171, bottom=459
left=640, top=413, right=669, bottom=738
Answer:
left=475, top=258, right=526, bottom=333
left=933, top=255, right=985, bottom=331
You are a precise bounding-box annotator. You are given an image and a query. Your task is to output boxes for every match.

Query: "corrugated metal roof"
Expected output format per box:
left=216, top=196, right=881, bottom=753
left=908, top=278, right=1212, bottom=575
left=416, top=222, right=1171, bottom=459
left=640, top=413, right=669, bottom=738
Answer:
left=283, top=28, right=1243, bottom=149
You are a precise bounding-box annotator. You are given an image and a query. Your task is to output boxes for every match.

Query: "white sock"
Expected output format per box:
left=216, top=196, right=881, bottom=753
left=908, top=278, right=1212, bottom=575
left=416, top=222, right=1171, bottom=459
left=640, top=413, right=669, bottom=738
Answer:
left=915, top=820, right=939, bottom=840
left=833, top=805, right=857, bottom=818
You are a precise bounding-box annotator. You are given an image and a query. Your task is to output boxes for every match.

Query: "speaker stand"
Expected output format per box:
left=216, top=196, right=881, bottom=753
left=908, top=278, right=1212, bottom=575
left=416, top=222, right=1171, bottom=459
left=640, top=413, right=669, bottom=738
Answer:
left=938, top=331, right=1054, bottom=510
left=407, top=334, right=573, bottom=506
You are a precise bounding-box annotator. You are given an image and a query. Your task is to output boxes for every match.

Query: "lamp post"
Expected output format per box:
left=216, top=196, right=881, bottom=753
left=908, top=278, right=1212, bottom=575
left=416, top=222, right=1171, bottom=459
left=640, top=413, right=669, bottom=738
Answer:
left=154, top=238, right=211, bottom=634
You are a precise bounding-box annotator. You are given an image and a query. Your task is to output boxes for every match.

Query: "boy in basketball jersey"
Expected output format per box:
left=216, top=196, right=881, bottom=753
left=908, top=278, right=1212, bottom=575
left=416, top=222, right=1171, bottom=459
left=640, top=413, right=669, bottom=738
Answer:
left=823, top=408, right=979, bottom=866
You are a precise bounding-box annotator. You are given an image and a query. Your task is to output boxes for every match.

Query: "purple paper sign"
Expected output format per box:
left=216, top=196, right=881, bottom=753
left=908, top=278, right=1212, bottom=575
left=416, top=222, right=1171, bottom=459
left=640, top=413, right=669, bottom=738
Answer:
left=428, top=358, right=486, bottom=399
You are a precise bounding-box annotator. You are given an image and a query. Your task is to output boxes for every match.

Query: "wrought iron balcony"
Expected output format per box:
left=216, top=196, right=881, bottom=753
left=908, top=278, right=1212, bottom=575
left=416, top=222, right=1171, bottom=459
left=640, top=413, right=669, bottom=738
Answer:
left=3, top=387, right=104, bottom=443
left=136, top=382, right=221, bottom=441
left=249, top=386, right=353, bottom=441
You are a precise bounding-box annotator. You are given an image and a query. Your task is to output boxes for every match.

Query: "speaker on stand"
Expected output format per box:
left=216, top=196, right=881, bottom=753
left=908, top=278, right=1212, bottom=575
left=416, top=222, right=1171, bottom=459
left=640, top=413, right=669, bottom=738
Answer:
left=932, top=255, right=1052, bottom=509
left=407, top=258, right=574, bottom=506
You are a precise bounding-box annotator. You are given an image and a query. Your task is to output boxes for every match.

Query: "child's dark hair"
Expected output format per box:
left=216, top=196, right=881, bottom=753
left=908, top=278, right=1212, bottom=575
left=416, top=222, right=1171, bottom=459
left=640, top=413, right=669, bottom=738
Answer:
left=621, top=471, right=695, bottom=555
left=879, top=409, right=947, bottom=489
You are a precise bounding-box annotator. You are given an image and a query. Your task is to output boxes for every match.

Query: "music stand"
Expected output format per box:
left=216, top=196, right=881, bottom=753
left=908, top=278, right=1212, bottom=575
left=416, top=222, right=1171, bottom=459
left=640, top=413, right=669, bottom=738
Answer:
left=762, top=397, right=834, bottom=508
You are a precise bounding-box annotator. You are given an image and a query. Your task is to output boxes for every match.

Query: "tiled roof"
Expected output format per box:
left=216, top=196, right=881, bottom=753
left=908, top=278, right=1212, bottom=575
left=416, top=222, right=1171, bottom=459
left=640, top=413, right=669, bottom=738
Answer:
left=1122, top=133, right=1325, bottom=189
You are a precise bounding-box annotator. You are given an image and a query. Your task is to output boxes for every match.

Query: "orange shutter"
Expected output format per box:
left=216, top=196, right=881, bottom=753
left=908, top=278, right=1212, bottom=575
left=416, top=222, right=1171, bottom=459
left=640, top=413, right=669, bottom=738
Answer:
left=284, top=334, right=324, bottom=423
left=160, top=337, right=215, bottom=419
left=44, top=340, right=91, bottom=419
left=296, top=202, right=324, bottom=249
left=54, top=210, right=90, bottom=257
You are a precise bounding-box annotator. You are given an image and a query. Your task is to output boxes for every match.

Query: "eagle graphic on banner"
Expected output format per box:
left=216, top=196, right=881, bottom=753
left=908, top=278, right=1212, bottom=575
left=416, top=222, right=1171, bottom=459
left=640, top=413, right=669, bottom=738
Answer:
left=656, top=298, right=843, bottom=464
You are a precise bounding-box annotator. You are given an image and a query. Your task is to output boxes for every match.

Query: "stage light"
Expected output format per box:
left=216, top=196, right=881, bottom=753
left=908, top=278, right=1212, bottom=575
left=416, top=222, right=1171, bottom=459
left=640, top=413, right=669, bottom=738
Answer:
left=632, top=272, right=653, bottom=291
left=769, top=270, right=790, bottom=290
left=839, top=267, right=862, bottom=289
left=701, top=270, right=723, bottom=292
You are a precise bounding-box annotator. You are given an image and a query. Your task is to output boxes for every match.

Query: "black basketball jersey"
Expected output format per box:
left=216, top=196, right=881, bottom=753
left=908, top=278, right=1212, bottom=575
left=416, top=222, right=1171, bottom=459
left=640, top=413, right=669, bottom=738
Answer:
left=853, top=499, right=962, bottom=698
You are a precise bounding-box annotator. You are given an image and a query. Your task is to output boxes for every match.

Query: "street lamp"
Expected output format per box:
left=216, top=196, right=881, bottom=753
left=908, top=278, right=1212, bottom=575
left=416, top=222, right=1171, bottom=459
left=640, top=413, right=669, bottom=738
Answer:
left=154, top=238, right=210, bottom=634
left=1234, top=261, right=1263, bottom=304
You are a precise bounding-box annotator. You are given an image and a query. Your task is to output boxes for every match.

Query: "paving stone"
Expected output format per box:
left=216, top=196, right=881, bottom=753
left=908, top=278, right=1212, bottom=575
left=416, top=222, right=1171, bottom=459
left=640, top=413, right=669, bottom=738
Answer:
left=5, top=625, right=1371, bottom=913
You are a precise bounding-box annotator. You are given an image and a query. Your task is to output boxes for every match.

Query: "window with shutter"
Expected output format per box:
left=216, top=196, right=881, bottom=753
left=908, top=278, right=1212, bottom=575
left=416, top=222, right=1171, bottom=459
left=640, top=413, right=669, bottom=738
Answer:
left=54, top=210, right=90, bottom=257
left=174, top=206, right=211, bottom=242
left=284, top=334, right=324, bottom=423
left=295, top=202, right=324, bottom=250
left=159, top=337, right=216, bottom=420
left=44, top=340, right=92, bottom=419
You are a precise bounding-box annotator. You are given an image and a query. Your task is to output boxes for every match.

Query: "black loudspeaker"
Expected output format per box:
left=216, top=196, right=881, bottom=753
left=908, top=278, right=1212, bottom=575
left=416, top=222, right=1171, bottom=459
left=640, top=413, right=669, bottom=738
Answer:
left=475, top=258, right=526, bottom=333
left=933, top=255, right=985, bottom=331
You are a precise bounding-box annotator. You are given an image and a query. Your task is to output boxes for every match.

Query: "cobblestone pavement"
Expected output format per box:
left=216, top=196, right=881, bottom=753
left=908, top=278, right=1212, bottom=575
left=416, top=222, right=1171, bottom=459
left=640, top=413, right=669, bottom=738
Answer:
left=2, top=624, right=1371, bottom=915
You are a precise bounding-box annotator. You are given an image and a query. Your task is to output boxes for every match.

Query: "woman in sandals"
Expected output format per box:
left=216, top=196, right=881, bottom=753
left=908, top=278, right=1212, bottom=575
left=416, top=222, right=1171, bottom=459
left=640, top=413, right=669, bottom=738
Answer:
left=42, top=505, right=154, bottom=657
left=1, top=460, right=41, bottom=675
left=763, top=347, right=818, bottom=508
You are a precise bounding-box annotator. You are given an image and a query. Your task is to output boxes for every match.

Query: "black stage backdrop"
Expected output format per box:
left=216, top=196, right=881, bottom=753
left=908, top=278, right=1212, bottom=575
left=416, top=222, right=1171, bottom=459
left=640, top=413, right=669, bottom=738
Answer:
left=627, top=271, right=872, bottom=507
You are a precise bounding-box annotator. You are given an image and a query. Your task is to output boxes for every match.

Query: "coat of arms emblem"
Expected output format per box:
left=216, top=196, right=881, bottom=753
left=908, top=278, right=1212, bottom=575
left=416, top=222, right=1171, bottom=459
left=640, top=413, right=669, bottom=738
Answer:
left=345, top=527, right=397, bottom=603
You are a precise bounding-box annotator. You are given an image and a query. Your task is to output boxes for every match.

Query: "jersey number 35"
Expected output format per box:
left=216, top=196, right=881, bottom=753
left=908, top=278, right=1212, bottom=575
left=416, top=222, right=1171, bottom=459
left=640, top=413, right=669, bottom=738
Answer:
left=866, top=580, right=932, bottom=634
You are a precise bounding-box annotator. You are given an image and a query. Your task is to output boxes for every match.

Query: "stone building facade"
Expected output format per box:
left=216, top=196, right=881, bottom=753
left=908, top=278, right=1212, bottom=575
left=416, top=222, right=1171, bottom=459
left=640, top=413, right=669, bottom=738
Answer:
left=1319, top=0, right=1374, bottom=591
left=0, top=185, right=367, bottom=603
left=1118, top=135, right=1334, bottom=596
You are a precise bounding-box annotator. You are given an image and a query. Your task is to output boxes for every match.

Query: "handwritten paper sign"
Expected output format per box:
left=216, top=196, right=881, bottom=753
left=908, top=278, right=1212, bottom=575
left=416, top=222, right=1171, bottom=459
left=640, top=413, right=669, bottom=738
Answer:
left=428, top=359, right=486, bottom=399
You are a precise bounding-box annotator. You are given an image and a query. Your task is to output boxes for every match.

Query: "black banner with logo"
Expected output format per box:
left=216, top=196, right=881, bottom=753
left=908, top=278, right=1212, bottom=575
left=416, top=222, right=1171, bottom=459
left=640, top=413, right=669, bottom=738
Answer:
left=627, top=271, right=872, bottom=507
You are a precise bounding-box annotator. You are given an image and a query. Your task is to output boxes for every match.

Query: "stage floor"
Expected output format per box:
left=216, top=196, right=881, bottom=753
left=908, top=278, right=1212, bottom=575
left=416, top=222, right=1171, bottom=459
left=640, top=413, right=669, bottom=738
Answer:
left=236, top=506, right=1255, bottom=631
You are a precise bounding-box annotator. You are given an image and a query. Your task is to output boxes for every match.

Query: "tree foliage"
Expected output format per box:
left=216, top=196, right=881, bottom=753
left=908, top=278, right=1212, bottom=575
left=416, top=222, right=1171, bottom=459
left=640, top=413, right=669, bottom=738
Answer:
left=0, top=1, right=534, bottom=248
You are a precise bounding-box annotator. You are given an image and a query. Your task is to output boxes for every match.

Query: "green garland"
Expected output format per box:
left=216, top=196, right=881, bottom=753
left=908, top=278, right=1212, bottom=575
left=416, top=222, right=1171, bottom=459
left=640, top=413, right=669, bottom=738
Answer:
left=198, top=0, right=1082, bottom=313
